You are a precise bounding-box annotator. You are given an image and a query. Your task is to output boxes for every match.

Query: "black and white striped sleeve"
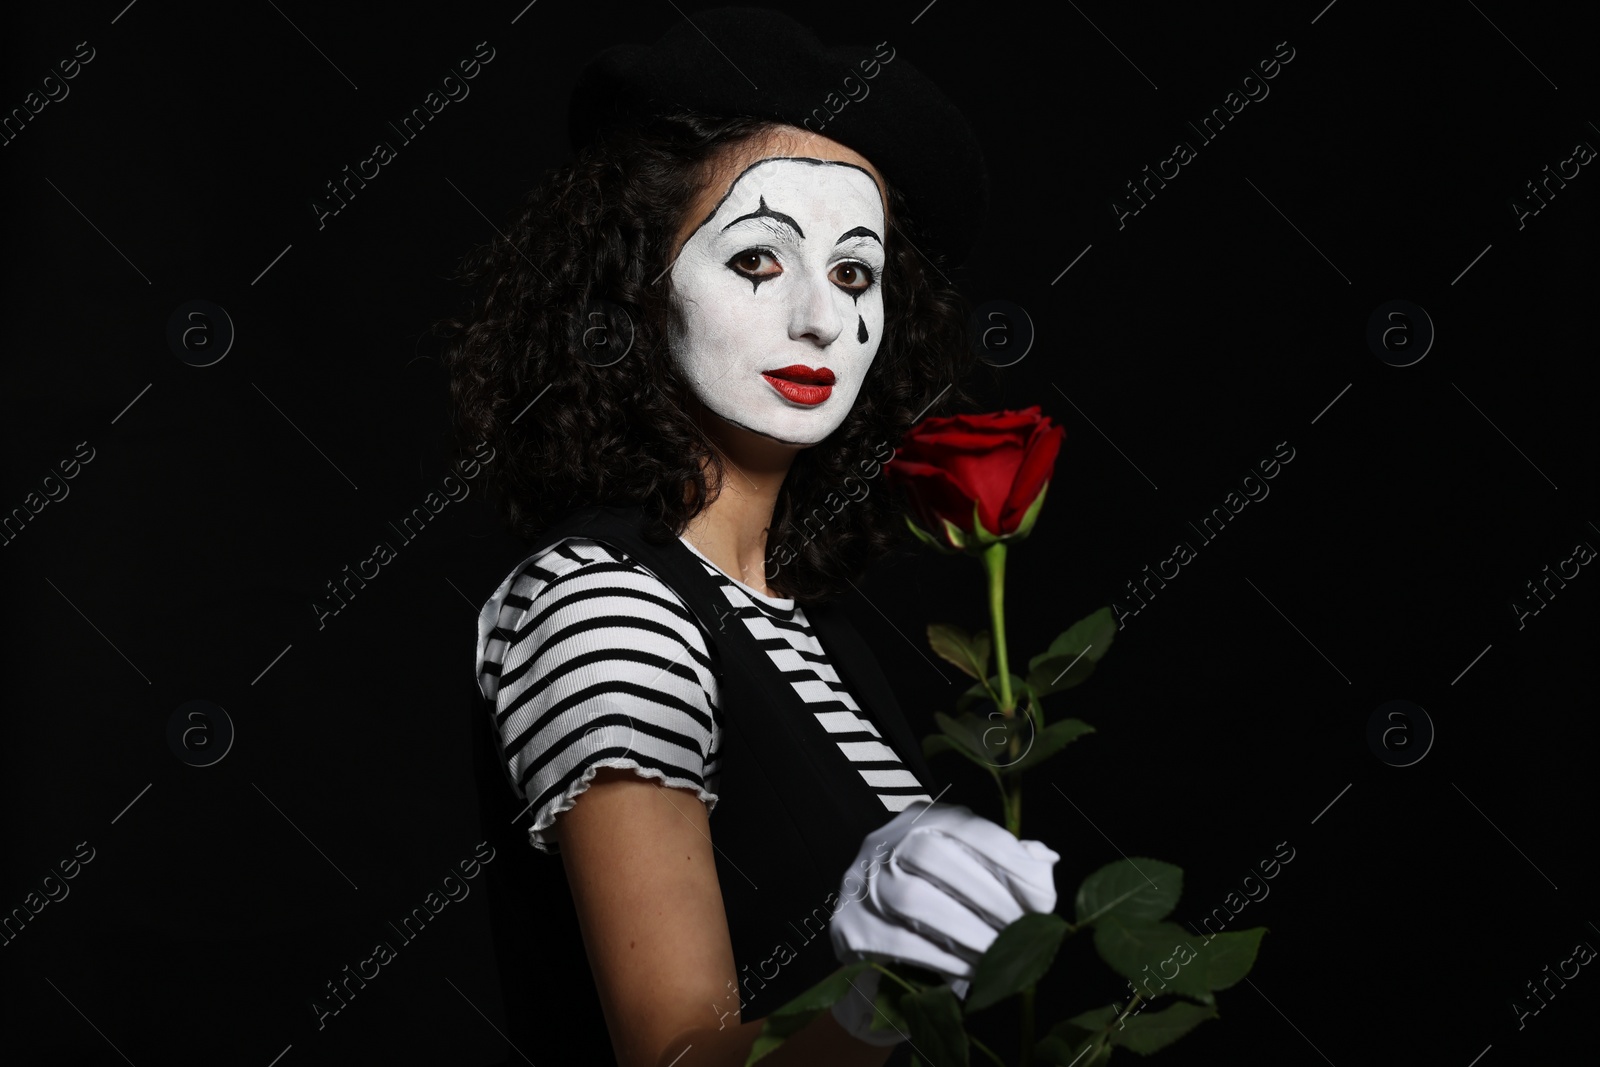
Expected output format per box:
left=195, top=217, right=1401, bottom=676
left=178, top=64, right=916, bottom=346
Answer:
left=476, top=537, right=722, bottom=853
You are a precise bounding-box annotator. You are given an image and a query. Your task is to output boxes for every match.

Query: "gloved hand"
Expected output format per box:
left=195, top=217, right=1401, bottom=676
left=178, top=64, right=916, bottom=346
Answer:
left=828, top=801, right=1060, bottom=1044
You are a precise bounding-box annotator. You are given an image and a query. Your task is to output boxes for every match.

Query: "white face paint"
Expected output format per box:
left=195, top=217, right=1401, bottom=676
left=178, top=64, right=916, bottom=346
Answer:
left=668, top=157, right=887, bottom=445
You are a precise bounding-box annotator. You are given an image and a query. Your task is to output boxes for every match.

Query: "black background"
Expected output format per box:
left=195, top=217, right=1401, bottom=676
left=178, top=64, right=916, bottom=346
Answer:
left=1, top=1, right=1594, bottom=1065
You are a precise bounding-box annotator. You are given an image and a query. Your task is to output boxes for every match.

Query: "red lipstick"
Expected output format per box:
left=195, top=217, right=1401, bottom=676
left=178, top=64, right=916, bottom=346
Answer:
left=761, top=365, right=835, bottom=406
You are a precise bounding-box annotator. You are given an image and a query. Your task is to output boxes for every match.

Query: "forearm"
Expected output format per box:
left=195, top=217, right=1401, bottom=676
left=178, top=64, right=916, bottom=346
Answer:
left=656, top=1008, right=895, bottom=1067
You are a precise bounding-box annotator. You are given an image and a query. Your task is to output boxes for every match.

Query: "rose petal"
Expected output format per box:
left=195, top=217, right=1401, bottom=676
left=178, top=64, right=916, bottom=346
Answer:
left=910, top=429, right=1027, bottom=453
left=884, top=460, right=980, bottom=535
left=894, top=409, right=1058, bottom=538
left=999, top=422, right=1065, bottom=532
left=937, top=443, right=1024, bottom=534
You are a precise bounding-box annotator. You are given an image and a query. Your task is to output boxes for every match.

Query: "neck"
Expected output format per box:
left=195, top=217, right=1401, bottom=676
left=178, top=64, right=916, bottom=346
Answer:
left=680, top=410, right=799, bottom=598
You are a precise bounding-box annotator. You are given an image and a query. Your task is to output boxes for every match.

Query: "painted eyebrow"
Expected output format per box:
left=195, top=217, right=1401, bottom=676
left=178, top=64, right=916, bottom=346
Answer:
left=721, top=195, right=804, bottom=238
left=836, top=226, right=881, bottom=246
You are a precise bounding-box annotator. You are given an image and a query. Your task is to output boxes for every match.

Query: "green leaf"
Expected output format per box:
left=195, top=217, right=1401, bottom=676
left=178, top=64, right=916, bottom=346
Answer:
left=927, top=624, right=991, bottom=681
left=1108, top=999, right=1218, bottom=1054
left=953, top=675, right=1027, bottom=714
left=744, top=962, right=873, bottom=1064
left=1064, top=1005, right=1120, bottom=1031
left=1042, top=998, right=1213, bottom=1063
left=940, top=679, right=1040, bottom=770
left=745, top=1024, right=802, bottom=1064
left=1027, top=608, right=1118, bottom=697
left=905, top=514, right=958, bottom=554
left=927, top=711, right=1009, bottom=770
left=1037, top=1012, right=1116, bottom=1067
left=970, top=501, right=1000, bottom=545
left=867, top=972, right=908, bottom=1035
left=1023, top=682, right=1046, bottom=735
left=965, top=912, right=1071, bottom=1013
left=971, top=631, right=992, bottom=679
left=772, top=960, right=875, bottom=1015
left=940, top=516, right=970, bottom=550
left=1093, top=918, right=1266, bottom=998
left=1010, top=480, right=1050, bottom=540
left=1035, top=1035, right=1111, bottom=1066
left=1039, top=1039, right=1114, bottom=1066
left=1092, top=919, right=1200, bottom=995
left=898, top=984, right=969, bottom=1066
left=1007, top=717, right=1095, bottom=774
left=1074, top=858, right=1183, bottom=927
left=1185, top=927, right=1266, bottom=993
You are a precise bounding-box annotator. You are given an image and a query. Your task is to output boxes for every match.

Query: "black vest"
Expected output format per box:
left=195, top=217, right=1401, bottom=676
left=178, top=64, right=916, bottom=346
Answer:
left=469, top=503, right=933, bottom=1062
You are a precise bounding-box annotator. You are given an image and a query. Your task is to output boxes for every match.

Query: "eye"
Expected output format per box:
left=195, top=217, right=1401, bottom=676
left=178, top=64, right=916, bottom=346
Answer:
left=727, top=248, right=781, bottom=279
left=830, top=260, right=876, bottom=292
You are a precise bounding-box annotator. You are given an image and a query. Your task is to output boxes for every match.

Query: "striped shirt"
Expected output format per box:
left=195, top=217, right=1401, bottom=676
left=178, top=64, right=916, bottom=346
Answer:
left=475, top=536, right=932, bottom=852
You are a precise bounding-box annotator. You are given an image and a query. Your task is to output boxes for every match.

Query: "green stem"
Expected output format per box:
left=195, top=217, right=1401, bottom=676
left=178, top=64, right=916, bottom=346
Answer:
left=983, top=543, right=1014, bottom=714
left=868, top=962, right=921, bottom=997
left=872, top=963, right=1006, bottom=1066
left=983, top=541, right=1024, bottom=837
left=1019, top=984, right=1037, bottom=1067
left=983, top=542, right=1034, bottom=1058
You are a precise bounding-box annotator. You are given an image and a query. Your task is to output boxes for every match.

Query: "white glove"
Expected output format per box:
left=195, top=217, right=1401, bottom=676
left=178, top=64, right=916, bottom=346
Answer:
left=828, top=801, right=1059, bottom=1043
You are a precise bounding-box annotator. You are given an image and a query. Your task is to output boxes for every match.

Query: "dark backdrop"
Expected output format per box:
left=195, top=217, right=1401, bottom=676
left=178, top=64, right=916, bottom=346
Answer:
left=2, top=1, right=1593, bottom=1065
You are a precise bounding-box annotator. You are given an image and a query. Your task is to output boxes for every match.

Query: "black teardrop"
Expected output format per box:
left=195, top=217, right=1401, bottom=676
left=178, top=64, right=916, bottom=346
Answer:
left=857, top=315, right=868, bottom=344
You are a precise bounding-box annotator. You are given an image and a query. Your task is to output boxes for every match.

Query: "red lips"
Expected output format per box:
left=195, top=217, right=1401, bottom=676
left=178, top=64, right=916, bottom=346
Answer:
left=761, top=365, right=835, bottom=406
left=762, top=365, right=836, bottom=385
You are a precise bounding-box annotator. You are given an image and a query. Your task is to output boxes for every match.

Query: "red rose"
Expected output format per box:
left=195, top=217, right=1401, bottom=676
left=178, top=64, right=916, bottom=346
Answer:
left=885, top=406, right=1065, bottom=550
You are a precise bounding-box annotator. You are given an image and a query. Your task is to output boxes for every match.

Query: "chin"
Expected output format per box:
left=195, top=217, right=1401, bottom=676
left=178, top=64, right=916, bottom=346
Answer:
left=714, top=401, right=847, bottom=448
left=721, top=414, right=835, bottom=448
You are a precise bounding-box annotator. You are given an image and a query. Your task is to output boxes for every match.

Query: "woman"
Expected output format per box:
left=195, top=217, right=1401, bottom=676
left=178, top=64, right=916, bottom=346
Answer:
left=446, top=10, right=1059, bottom=1065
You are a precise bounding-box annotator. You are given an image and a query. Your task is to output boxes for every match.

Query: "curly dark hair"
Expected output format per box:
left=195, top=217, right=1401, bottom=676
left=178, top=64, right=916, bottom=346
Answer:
left=439, top=110, right=977, bottom=602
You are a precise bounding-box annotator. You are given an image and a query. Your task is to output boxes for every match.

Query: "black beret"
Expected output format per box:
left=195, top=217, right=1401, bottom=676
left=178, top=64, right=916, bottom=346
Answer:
left=568, top=6, right=988, bottom=267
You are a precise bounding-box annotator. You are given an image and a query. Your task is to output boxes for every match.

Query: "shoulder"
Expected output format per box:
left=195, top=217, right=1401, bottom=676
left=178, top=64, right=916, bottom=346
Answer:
left=511, top=536, right=693, bottom=609
left=480, top=536, right=715, bottom=689
left=477, top=535, right=725, bottom=852
left=519, top=536, right=707, bottom=640
left=483, top=533, right=691, bottom=630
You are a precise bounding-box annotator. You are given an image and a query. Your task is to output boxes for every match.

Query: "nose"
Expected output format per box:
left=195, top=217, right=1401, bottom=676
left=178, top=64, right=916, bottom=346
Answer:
left=786, top=271, right=843, bottom=347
